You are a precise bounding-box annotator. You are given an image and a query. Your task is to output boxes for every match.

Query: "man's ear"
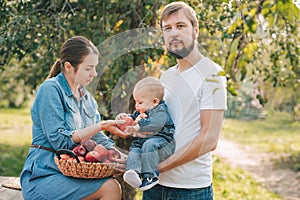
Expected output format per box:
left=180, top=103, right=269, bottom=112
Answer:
left=194, top=27, right=199, bottom=38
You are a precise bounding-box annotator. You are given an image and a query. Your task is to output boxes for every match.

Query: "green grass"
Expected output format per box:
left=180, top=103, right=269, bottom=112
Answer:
left=134, top=157, right=283, bottom=200
left=0, top=108, right=296, bottom=199
left=0, top=144, right=30, bottom=176
left=0, top=108, right=32, bottom=176
left=135, top=158, right=283, bottom=200
left=0, top=108, right=32, bottom=145
left=213, top=157, right=283, bottom=200
left=222, top=111, right=300, bottom=171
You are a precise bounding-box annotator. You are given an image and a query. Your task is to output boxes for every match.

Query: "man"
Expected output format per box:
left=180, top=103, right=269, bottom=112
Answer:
left=143, top=2, right=227, bottom=200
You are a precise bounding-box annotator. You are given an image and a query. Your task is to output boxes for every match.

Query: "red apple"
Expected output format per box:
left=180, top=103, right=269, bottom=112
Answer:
left=82, top=139, right=97, bottom=152
left=106, top=148, right=121, bottom=162
left=93, top=144, right=108, bottom=162
left=117, top=116, right=134, bottom=131
left=67, top=156, right=84, bottom=163
left=77, top=156, right=85, bottom=162
left=59, top=154, right=70, bottom=160
left=103, top=159, right=112, bottom=163
left=72, top=145, right=87, bottom=156
left=85, top=151, right=102, bottom=162
left=67, top=157, right=75, bottom=162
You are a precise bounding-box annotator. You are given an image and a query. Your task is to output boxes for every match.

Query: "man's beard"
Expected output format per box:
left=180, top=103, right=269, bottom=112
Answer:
left=167, top=39, right=195, bottom=59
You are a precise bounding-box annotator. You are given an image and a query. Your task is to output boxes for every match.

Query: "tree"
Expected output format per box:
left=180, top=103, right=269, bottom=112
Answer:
left=191, top=0, right=299, bottom=118
left=1, top=0, right=163, bottom=199
left=1, top=0, right=299, bottom=114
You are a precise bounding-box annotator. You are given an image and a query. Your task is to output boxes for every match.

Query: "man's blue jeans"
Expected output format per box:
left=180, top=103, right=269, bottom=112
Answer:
left=142, top=184, right=213, bottom=200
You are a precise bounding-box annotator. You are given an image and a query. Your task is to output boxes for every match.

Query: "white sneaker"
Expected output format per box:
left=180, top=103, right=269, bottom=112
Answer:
left=123, top=169, right=142, bottom=188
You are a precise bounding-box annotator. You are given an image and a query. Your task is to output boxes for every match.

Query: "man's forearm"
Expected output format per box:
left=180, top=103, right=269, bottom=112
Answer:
left=158, top=110, right=224, bottom=173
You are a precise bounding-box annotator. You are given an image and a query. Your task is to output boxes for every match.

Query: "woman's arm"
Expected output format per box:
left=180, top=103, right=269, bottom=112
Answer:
left=158, top=110, right=224, bottom=173
left=72, top=120, right=128, bottom=143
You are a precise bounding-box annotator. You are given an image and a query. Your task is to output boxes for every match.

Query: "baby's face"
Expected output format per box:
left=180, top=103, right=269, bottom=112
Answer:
left=133, top=89, right=156, bottom=113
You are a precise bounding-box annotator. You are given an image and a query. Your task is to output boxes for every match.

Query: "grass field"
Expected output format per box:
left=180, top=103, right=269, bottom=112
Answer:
left=0, top=108, right=32, bottom=176
left=1, top=108, right=298, bottom=199
left=134, top=156, right=283, bottom=200
left=221, top=111, right=300, bottom=171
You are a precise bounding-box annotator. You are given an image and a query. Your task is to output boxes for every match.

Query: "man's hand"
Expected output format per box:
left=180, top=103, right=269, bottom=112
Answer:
left=125, top=125, right=154, bottom=138
left=113, top=151, right=127, bottom=177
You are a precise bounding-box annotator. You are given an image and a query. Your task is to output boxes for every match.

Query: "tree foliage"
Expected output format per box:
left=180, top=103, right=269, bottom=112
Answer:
left=1, top=0, right=299, bottom=111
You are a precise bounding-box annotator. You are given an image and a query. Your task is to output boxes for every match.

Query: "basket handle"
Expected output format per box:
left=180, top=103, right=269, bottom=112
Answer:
left=56, top=149, right=81, bottom=163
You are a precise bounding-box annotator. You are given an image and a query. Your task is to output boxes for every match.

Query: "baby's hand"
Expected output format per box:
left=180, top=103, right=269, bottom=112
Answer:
left=134, top=113, right=148, bottom=123
left=115, top=114, right=134, bottom=131
left=139, top=113, right=148, bottom=118
left=125, top=125, right=140, bottom=137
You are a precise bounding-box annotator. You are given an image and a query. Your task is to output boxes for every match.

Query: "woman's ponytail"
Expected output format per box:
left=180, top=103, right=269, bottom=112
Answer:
left=47, top=59, right=62, bottom=79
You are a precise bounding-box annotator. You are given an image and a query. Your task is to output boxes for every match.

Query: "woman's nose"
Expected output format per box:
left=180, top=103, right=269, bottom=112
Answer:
left=91, top=68, right=97, bottom=77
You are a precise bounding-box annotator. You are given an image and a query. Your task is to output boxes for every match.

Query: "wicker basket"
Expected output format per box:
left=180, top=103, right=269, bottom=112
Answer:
left=54, top=149, right=116, bottom=179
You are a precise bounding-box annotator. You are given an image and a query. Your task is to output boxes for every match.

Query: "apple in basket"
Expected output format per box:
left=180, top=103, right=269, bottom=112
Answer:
left=85, top=151, right=102, bottom=162
left=93, top=144, right=108, bottom=162
left=72, top=145, right=87, bottom=156
left=117, top=116, right=134, bottom=131
left=106, top=148, right=121, bottom=162
left=67, top=156, right=85, bottom=162
left=60, top=154, right=70, bottom=160
left=102, top=158, right=112, bottom=163
left=82, top=139, right=97, bottom=152
left=77, top=156, right=85, bottom=162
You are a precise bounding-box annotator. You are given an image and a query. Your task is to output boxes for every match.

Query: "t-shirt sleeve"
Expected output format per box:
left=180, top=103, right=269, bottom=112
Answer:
left=200, top=74, right=227, bottom=110
left=198, top=62, right=227, bottom=110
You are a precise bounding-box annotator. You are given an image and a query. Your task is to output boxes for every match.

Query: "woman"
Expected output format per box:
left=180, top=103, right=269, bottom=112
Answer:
left=20, top=36, right=127, bottom=200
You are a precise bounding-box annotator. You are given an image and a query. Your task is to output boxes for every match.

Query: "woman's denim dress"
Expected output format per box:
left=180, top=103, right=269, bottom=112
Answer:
left=20, top=72, right=115, bottom=200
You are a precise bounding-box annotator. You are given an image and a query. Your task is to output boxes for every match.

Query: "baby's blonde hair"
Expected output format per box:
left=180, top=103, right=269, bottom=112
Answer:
left=134, top=77, right=164, bottom=100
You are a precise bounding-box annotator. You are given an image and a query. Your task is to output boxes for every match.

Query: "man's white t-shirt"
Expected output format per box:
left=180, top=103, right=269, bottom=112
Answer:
left=159, top=57, right=227, bottom=188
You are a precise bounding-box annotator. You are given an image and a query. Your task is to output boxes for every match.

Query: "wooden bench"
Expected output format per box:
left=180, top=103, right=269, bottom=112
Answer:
left=0, top=176, right=23, bottom=200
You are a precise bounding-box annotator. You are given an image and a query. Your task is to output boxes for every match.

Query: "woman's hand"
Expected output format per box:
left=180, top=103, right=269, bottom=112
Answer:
left=99, top=120, right=128, bottom=138
left=73, top=119, right=129, bottom=143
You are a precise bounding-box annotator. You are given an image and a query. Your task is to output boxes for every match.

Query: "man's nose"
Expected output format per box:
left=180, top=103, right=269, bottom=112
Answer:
left=170, top=29, right=179, bottom=37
